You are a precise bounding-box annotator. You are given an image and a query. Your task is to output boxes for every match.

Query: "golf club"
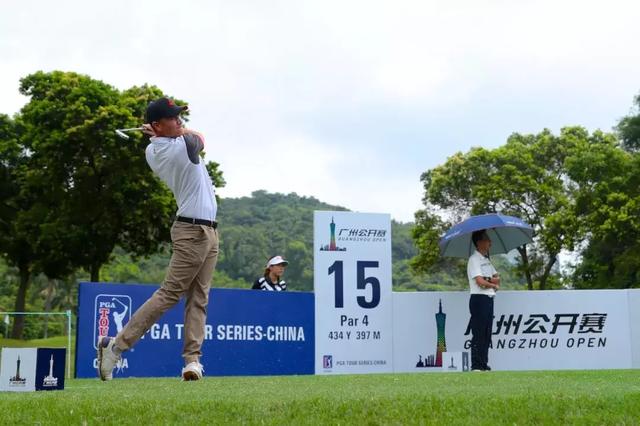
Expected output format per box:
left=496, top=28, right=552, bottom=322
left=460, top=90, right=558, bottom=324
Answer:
left=115, top=127, right=145, bottom=140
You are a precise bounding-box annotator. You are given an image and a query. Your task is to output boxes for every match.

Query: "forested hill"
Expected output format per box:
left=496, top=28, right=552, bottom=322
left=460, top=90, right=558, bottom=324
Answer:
left=214, top=190, right=418, bottom=291
left=0, top=190, right=527, bottom=326
left=99, top=190, right=416, bottom=290
left=198, top=190, right=525, bottom=291
left=214, top=190, right=348, bottom=290
left=95, top=190, right=526, bottom=292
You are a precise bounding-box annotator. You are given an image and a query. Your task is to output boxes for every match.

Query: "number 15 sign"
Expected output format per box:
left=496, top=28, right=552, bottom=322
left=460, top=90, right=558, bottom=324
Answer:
left=314, top=211, right=393, bottom=374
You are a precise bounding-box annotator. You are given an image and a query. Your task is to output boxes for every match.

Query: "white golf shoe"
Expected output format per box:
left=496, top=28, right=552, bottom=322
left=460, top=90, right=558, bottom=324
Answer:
left=181, top=362, right=204, bottom=381
left=97, top=336, right=121, bottom=381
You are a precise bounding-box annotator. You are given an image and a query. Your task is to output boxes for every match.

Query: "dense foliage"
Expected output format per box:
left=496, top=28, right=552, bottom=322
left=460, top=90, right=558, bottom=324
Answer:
left=0, top=71, right=223, bottom=337
left=1, top=189, right=528, bottom=339
left=413, top=114, right=640, bottom=291
left=2, top=71, right=639, bottom=339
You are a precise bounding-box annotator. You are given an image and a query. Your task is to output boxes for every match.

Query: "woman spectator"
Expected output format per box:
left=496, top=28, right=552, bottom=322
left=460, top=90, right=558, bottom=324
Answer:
left=252, top=255, right=288, bottom=291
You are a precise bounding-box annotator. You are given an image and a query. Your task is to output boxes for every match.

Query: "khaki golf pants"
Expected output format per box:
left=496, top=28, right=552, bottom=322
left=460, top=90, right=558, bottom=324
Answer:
left=115, top=221, right=219, bottom=364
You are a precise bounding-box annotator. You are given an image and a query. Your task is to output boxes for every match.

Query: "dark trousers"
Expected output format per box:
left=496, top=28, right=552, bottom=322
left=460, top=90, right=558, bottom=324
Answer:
left=469, top=294, right=494, bottom=370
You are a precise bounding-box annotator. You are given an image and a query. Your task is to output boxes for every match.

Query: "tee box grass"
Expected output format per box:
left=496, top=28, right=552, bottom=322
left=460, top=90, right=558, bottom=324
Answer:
left=1, top=369, right=639, bottom=425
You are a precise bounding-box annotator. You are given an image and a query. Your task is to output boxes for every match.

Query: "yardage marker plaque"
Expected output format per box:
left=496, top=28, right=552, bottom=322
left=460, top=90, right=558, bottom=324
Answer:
left=314, top=211, right=393, bottom=374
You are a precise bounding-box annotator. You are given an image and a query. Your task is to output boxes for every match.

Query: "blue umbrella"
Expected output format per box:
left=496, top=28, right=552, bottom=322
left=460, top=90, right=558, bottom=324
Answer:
left=439, top=213, right=533, bottom=258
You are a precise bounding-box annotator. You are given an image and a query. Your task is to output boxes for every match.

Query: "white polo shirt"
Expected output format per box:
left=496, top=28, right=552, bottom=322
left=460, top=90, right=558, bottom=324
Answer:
left=467, top=250, right=497, bottom=296
left=145, top=134, right=217, bottom=221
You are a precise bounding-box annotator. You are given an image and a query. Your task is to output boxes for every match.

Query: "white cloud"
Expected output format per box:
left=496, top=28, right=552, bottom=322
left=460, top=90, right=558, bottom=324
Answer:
left=1, top=0, right=640, bottom=222
left=215, top=130, right=341, bottom=201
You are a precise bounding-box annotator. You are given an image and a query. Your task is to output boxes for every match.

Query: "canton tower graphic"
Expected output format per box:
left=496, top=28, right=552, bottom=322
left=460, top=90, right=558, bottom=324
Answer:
left=329, top=217, right=337, bottom=251
left=415, top=299, right=448, bottom=368
left=14, top=356, right=21, bottom=379
left=435, top=299, right=447, bottom=367
left=320, top=217, right=346, bottom=251
left=10, top=355, right=27, bottom=385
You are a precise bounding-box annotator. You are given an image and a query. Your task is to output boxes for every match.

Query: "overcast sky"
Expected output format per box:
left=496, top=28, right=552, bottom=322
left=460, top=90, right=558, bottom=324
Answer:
left=2, top=0, right=639, bottom=222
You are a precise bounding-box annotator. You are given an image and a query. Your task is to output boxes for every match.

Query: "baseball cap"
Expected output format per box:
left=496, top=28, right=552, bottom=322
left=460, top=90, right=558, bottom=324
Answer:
left=145, top=97, right=188, bottom=123
left=266, top=256, right=289, bottom=267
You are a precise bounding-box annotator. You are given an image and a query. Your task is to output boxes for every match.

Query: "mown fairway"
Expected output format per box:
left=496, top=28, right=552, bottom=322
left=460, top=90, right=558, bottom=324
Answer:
left=1, top=369, right=639, bottom=425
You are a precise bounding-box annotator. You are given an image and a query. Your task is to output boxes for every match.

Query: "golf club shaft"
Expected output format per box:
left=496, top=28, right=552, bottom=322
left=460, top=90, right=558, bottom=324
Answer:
left=115, top=127, right=145, bottom=140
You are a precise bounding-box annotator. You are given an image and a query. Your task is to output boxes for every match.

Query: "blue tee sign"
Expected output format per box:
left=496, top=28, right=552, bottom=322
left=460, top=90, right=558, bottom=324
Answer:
left=76, top=283, right=314, bottom=378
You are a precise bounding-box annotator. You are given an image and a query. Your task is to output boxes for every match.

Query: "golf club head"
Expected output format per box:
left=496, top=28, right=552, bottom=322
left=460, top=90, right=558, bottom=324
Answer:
left=115, top=129, right=130, bottom=140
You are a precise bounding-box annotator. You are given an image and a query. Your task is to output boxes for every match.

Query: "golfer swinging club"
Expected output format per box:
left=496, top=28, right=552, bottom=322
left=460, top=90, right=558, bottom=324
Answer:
left=97, top=97, right=219, bottom=381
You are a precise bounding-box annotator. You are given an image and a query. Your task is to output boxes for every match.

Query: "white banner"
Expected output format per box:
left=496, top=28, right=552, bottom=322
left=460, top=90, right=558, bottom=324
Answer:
left=393, top=290, right=633, bottom=372
left=0, top=348, right=37, bottom=392
left=629, top=289, right=640, bottom=369
left=314, top=211, right=393, bottom=374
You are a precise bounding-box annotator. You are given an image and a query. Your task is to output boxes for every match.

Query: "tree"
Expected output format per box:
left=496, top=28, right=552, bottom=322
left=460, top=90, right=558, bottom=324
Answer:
left=1, top=71, right=226, bottom=337
left=17, top=71, right=180, bottom=281
left=410, top=208, right=448, bottom=275
left=618, top=93, right=640, bottom=152
left=0, top=114, right=35, bottom=337
left=206, top=161, right=226, bottom=198
left=218, top=226, right=271, bottom=283
left=568, top=123, right=640, bottom=289
left=284, top=240, right=313, bottom=291
left=215, top=191, right=348, bottom=289
left=412, top=127, right=603, bottom=290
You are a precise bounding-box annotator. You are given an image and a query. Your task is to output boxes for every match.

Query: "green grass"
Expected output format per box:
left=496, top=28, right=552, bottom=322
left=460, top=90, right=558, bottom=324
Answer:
left=1, top=370, right=639, bottom=425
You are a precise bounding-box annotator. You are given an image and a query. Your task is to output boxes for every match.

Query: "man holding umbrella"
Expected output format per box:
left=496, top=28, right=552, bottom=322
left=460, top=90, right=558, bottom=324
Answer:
left=467, top=230, right=500, bottom=371
left=439, top=213, right=534, bottom=372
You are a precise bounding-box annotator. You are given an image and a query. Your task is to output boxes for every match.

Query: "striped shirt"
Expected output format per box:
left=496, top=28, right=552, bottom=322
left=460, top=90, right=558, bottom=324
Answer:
left=252, top=277, right=287, bottom=291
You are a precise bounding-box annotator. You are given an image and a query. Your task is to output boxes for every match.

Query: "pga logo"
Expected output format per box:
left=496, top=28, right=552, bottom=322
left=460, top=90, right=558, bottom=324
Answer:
left=93, top=294, right=131, bottom=349
left=323, top=355, right=333, bottom=369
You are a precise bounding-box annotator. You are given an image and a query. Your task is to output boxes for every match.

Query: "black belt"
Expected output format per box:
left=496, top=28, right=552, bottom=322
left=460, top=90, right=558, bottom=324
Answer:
left=176, top=216, right=218, bottom=228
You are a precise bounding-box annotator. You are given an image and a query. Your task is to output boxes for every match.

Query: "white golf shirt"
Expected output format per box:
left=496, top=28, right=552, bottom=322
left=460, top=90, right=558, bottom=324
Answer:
left=467, top=250, right=497, bottom=297
left=145, top=134, right=217, bottom=221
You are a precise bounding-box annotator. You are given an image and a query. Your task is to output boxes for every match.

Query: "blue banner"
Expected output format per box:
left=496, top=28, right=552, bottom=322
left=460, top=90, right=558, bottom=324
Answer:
left=76, top=283, right=314, bottom=378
